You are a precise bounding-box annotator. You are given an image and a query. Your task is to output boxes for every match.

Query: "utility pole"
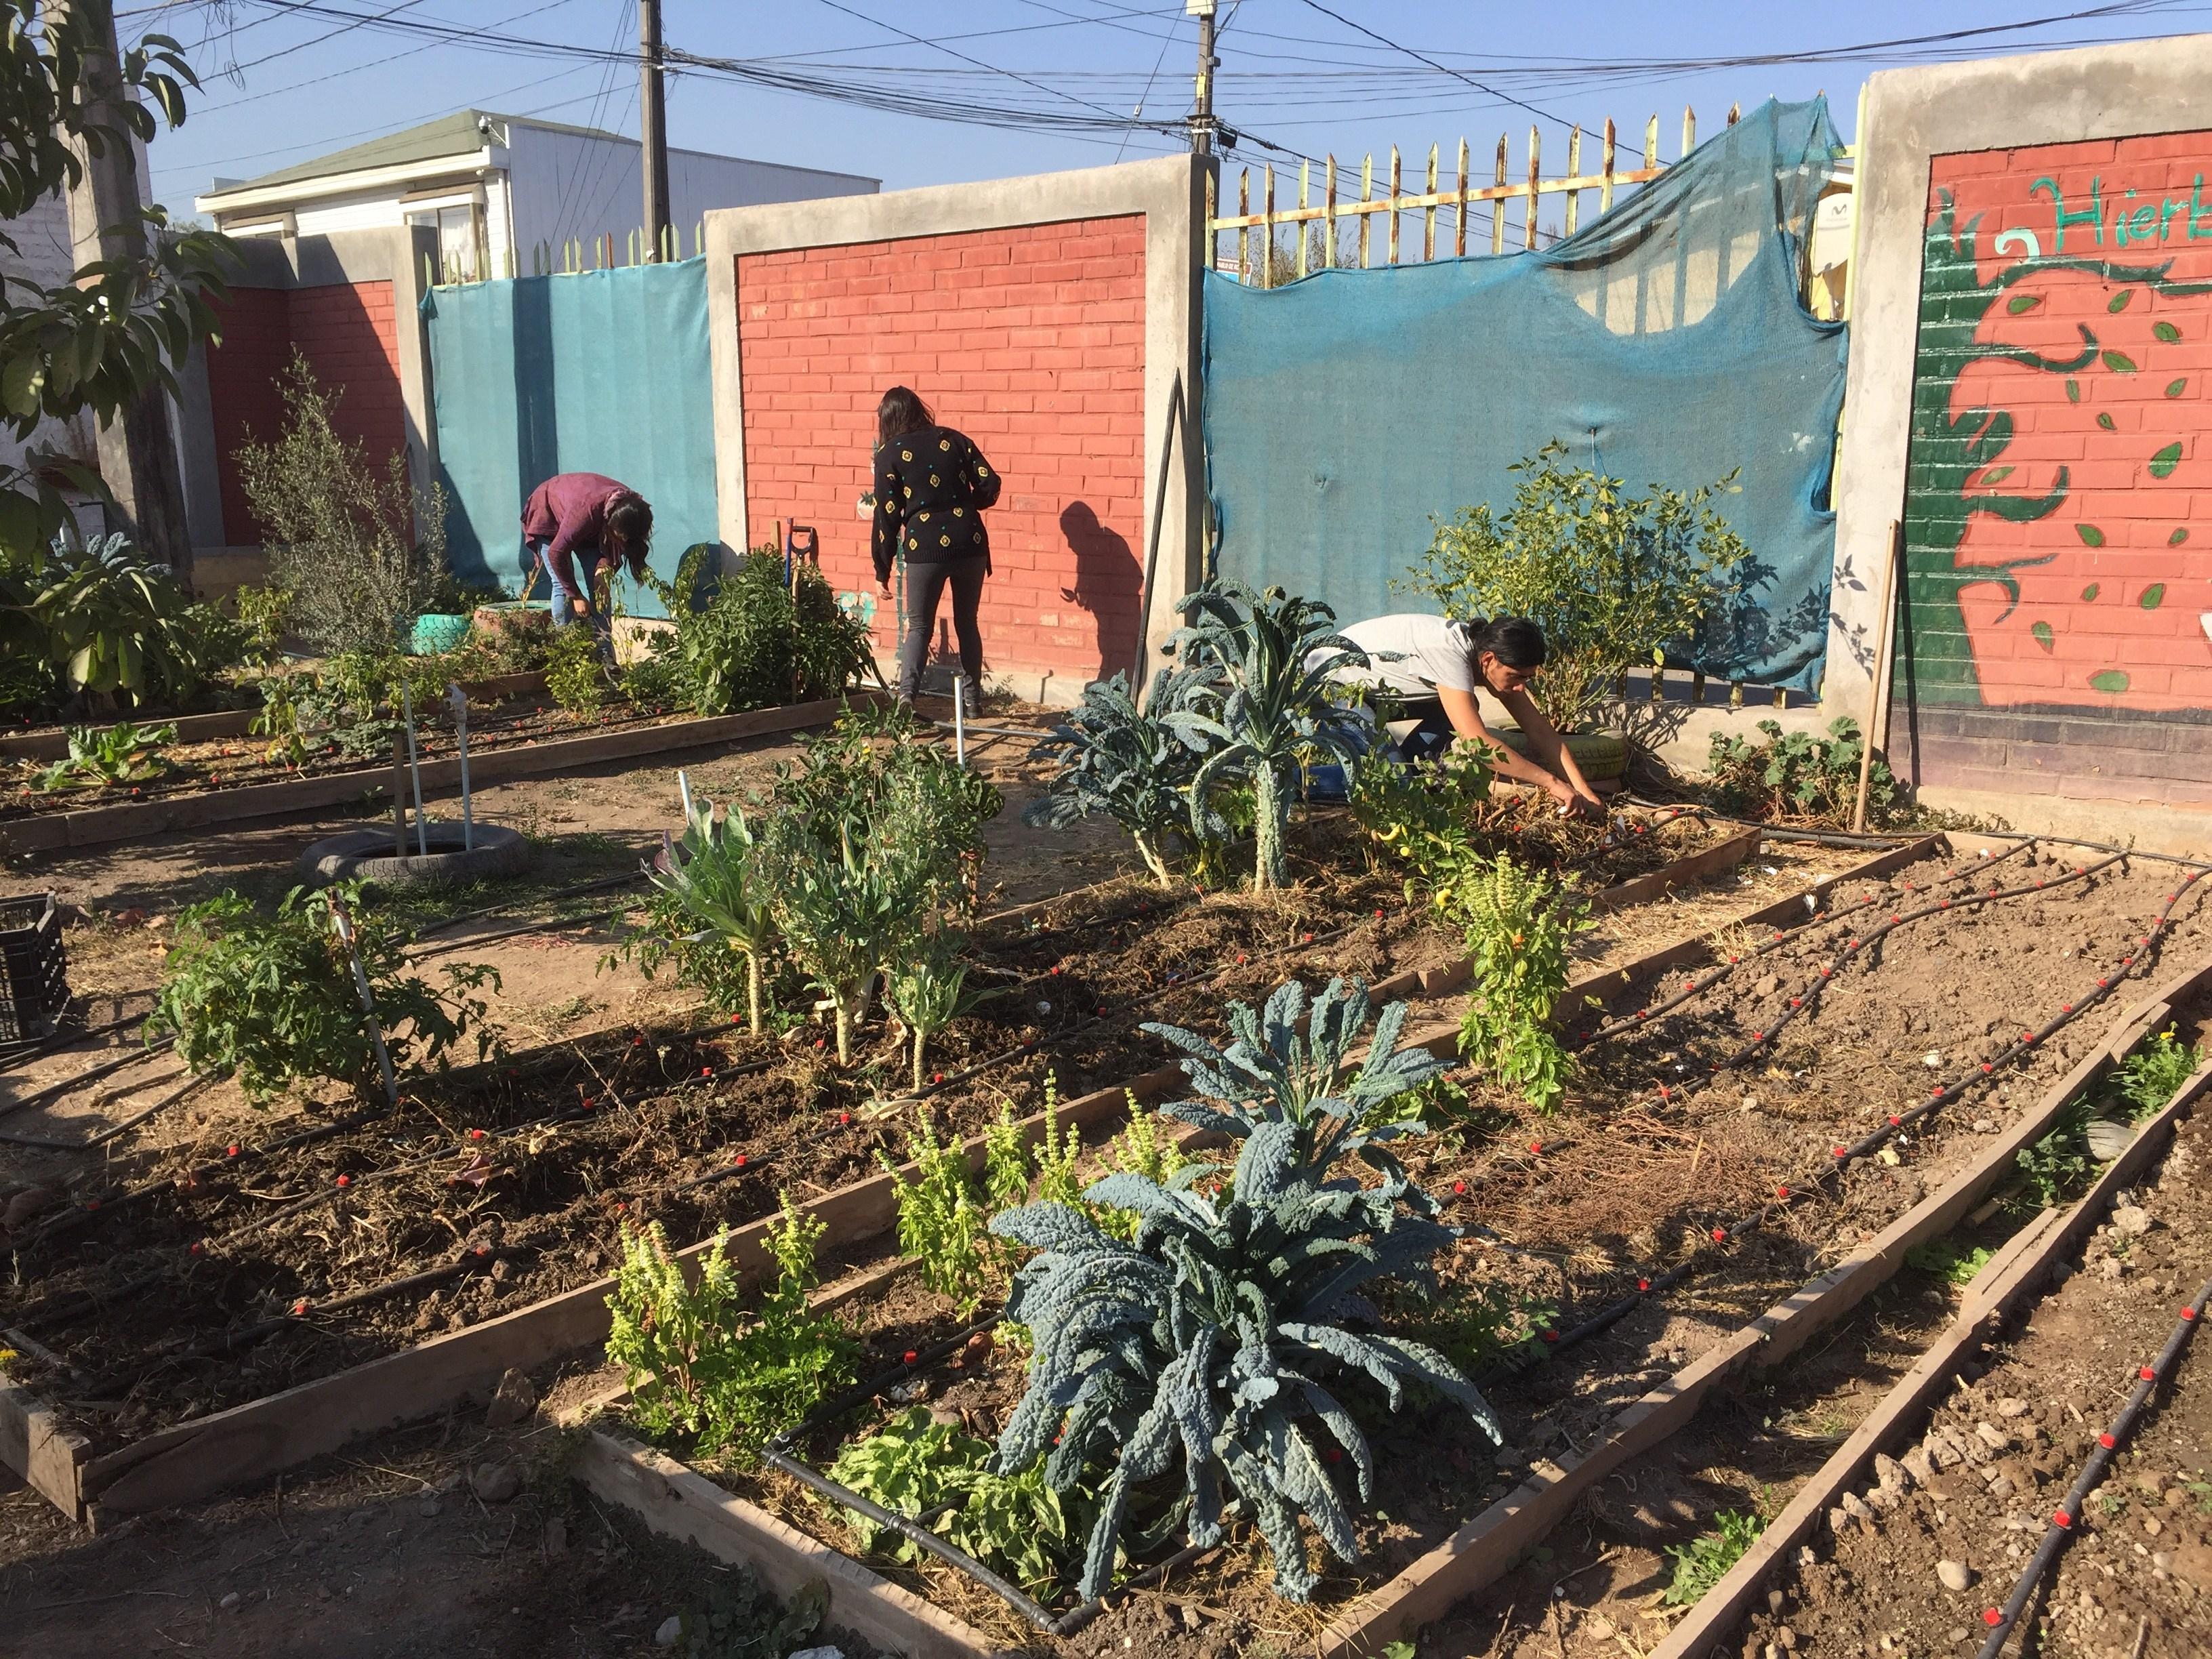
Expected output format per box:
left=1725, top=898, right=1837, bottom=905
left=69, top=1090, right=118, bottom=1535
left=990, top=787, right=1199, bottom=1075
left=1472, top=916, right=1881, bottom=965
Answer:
left=1188, top=0, right=1217, bottom=155
left=62, top=0, right=192, bottom=578
left=639, top=0, right=671, bottom=258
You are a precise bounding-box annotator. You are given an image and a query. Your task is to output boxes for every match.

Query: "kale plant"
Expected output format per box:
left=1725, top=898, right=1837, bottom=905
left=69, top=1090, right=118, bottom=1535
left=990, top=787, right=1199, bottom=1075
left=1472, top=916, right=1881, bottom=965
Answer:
left=1024, top=667, right=1212, bottom=886
left=1164, top=582, right=1374, bottom=890
left=1143, top=976, right=1446, bottom=1191
left=989, top=1124, right=1498, bottom=1601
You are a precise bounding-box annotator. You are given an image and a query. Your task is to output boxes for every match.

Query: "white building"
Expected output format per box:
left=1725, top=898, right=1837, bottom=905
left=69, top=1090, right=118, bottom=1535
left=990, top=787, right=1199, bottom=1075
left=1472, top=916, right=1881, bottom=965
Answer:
left=194, top=109, right=878, bottom=280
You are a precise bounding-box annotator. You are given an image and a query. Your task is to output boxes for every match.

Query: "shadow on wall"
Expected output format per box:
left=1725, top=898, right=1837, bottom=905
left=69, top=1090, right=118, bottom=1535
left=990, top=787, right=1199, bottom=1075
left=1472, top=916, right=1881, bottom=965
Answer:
left=1058, top=501, right=1139, bottom=681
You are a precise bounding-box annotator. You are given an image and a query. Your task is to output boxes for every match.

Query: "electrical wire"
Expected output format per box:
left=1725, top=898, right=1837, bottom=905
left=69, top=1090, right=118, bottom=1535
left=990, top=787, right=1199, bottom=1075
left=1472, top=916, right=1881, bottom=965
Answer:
left=1292, top=0, right=1569, bottom=129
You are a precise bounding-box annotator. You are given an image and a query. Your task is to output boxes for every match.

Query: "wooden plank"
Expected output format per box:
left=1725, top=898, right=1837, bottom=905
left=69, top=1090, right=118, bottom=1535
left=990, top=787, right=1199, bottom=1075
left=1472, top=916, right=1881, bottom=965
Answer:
left=1525, top=125, right=1540, bottom=249
left=1316, top=950, right=2212, bottom=1657
left=1654, top=1049, right=2212, bottom=1659
left=1422, top=143, right=1438, bottom=262
left=78, top=1057, right=1183, bottom=1518
left=1454, top=138, right=1469, bottom=258
left=1357, top=155, right=1371, bottom=269
left=1490, top=135, right=1507, bottom=255
left=1, top=695, right=872, bottom=856
left=1387, top=146, right=1401, bottom=266
left=0, top=1342, right=87, bottom=1521
left=1587, top=826, right=1761, bottom=913
left=577, top=1431, right=996, bottom=1659
left=1563, top=127, right=1581, bottom=238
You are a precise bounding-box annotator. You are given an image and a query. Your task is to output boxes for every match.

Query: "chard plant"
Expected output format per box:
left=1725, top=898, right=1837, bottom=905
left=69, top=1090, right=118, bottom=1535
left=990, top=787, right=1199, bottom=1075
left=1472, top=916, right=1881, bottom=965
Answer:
left=1449, top=855, right=1589, bottom=1114
left=31, top=719, right=176, bottom=791
left=1024, top=667, right=1212, bottom=886
left=605, top=1194, right=855, bottom=1460
left=989, top=1126, right=1497, bottom=1601
left=1143, top=975, right=1447, bottom=1191
left=647, top=774, right=777, bottom=1034
left=1163, top=582, right=1374, bottom=891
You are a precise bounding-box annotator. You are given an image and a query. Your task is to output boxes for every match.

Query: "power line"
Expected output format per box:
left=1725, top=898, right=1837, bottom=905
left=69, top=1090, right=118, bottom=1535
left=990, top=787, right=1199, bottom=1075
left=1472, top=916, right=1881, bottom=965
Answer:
left=1291, top=0, right=1568, bottom=129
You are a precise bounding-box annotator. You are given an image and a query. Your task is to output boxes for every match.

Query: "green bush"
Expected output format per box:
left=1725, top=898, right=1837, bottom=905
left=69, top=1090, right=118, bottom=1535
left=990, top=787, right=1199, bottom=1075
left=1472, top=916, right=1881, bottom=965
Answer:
left=1662, top=1509, right=1764, bottom=1605
left=1706, top=716, right=1894, bottom=826
left=1448, top=855, right=1590, bottom=1114
left=544, top=623, right=610, bottom=714
left=649, top=546, right=876, bottom=716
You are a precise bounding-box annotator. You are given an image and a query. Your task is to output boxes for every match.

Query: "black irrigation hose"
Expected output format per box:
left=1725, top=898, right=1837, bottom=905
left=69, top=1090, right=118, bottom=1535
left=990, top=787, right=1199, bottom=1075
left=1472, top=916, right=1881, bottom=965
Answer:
left=0, top=1071, right=213, bottom=1151
left=1975, top=1267, right=2212, bottom=1657
left=0, top=1036, right=178, bottom=1123
left=1576, top=840, right=2038, bottom=1046
left=0, top=1006, right=160, bottom=1074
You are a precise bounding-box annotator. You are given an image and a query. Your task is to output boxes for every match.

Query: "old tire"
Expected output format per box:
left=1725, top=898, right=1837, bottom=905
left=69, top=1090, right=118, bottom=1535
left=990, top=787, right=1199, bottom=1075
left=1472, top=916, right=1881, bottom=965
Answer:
left=1492, top=728, right=1630, bottom=782
left=300, top=822, right=533, bottom=889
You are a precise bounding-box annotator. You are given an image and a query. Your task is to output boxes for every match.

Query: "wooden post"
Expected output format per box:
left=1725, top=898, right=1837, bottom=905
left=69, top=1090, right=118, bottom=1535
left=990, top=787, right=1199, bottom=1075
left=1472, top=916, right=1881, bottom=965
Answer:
left=1237, top=169, right=1250, bottom=283
left=1644, top=115, right=1658, bottom=173
left=1454, top=138, right=1469, bottom=257
left=1261, top=165, right=1275, bottom=287
left=1491, top=135, right=1507, bottom=253
left=1387, top=145, right=1401, bottom=265
left=1296, top=160, right=1309, bottom=281
left=1601, top=119, right=1617, bottom=214
left=1324, top=154, right=1337, bottom=268
left=1563, top=127, right=1582, bottom=238
left=1682, top=106, right=1696, bottom=159
left=1691, top=669, right=1706, bottom=705
left=1422, top=143, right=1438, bottom=262
left=1852, top=521, right=1904, bottom=833
left=1525, top=125, right=1541, bottom=249
left=1358, top=154, right=1373, bottom=267
left=1727, top=100, right=1741, bottom=126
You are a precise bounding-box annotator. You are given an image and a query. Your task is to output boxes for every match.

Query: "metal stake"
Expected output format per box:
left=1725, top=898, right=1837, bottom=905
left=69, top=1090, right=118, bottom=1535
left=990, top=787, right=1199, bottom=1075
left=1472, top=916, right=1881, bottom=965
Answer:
left=448, top=683, right=473, bottom=851
left=400, top=678, right=428, bottom=858
left=328, top=896, right=398, bottom=1109
left=952, top=674, right=966, bottom=766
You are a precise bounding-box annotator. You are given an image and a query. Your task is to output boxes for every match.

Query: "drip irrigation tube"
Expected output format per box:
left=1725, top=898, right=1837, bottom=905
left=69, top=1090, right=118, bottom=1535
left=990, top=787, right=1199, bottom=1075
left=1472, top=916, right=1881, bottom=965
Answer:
left=1975, top=1268, right=2212, bottom=1658
left=0, top=1006, right=159, bottom=1074
left=0, top=1036, right=177, bottom=1122
left=0, top=1071, right=213, bottom=1151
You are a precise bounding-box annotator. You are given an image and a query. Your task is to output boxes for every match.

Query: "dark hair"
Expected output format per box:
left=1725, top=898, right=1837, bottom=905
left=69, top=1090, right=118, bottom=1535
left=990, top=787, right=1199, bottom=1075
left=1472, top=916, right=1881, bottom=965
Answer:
left=877, top=385, right=935, bottom=449
left=605, top=492, right=653, bottom=581
left=1468, top=615, right=1547, bottom=670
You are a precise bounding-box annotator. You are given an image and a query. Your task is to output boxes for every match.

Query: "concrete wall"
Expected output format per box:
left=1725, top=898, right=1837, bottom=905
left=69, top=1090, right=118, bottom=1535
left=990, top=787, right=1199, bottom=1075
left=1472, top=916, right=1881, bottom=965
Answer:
left=1832, top=33, right=2212, bottom=846
left=702, top=154, right=1207, bottom=702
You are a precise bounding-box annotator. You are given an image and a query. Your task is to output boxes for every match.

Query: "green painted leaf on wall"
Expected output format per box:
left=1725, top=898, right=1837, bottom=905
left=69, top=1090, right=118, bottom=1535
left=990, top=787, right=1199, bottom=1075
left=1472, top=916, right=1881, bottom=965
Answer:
left=2090, top=669, right=2131, bottom=694
left=2171, top=527, right=2190, bottom=546
left=1980, top=465, right=2015, bottom=486
left=2168, top=378, right=2189, bottom=398
left=2103, top=350, right=2139, bottom=373
left=2078, top=524, right=2106, bottom=546
left=2155, top=321, right=2183, bottom=342
left=2031, top=621, right=2055, bottom=652
left=2066, top=378, right=2082, bottom=403
left=2099, top=411, right=2118, bottom=430
left=2109, top=289, right=2134, bottom=312
left=2007, top=293, right=2043, bottom=314
left=2083, top=582, right=2102, bottom=601
left=2142, top=582, right=2167, bottom=609
left=2151, top=443, right=2184, bottom=478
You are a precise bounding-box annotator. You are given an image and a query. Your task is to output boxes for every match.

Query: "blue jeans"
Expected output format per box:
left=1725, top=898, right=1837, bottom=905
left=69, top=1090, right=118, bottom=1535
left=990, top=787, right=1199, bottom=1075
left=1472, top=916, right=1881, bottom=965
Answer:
left=533, top=543, right=613, bottom=661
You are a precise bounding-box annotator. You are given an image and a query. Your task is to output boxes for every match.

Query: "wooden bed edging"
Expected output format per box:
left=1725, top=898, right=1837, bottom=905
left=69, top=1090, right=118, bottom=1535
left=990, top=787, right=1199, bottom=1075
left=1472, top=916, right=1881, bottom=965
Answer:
left=3, top=831, right=1940, bottom=1528
left=576, top=1431, right=997, bottom=1659
left=1, top=693, right=876, bottom=856
left=1312, top=947, right=2212, bottom=1659
left=1650, top=1046, right=2212, bottom=1659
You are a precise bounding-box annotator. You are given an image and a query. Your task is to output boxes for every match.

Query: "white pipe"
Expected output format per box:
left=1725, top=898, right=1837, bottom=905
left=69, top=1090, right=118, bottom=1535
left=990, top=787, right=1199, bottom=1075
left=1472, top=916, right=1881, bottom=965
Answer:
left=328, top=897, right=398, bottom=1108
left=448, top=683, right=472, bottom=852
left=401, top=677, right=428, bottom=858
left=952, top=675, right=966, bottom=767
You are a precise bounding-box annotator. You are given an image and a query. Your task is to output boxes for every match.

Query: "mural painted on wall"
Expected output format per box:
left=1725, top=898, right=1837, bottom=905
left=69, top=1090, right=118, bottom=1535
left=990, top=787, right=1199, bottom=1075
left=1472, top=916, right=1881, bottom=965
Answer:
left=1903, top=137, right=2212, bottom=713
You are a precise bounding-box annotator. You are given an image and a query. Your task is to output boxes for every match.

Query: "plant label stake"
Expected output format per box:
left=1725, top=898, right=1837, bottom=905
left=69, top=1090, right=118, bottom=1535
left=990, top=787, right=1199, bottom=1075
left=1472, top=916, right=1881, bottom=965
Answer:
left=399, top=678, right=428, bottom=858
left=389, top=737, right=407, bottom=857
left=447, top=683, right=472, bottom=851
left=953, top=673, right=967, bottom=766
left=327, top=897, right=398, bottom=1109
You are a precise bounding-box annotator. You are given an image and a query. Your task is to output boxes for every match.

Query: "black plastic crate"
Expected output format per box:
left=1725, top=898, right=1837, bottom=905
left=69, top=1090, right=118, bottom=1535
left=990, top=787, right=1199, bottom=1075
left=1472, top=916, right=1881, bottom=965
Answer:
left=0, top=892, right=68, bottom=1046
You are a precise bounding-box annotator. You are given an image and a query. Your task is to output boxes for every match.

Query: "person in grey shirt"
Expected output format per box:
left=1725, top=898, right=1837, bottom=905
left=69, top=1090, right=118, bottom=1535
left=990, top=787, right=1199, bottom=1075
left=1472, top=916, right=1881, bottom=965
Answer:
left=1323, top=613, right=1603, bottom=818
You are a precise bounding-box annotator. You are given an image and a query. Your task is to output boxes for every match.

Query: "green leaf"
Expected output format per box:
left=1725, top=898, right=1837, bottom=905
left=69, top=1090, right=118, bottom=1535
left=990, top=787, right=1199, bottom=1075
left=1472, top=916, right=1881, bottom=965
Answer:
left=2168, top=379, right=2188, bottom=398
left=2083, top=583, right=2102, bottom=601
left=2109, top=289, right=2134, bottom=312
left=2098, top=412, right=2117, bottom=430
left=2103, top=350, right=2139, bottom=374
left=2150, top=443, right=2183, bottom=478
left=1980, top=465, right=2015, bottom=486
left=2076, top=524, right=2106, bottom=547
left=2170, top=527, right=2189, bottom=546
left=2090, top=669, right=2131, bottom=694
left=2141, top=583, right=2167, bottom=610
left=2008, top=293, right=2043, bottom=314
left=2155, top=321, right=2182, bottom=342
left=2066, top=378, right=2081, bottom=403
left=2030, top=621, right=2055, bottom=653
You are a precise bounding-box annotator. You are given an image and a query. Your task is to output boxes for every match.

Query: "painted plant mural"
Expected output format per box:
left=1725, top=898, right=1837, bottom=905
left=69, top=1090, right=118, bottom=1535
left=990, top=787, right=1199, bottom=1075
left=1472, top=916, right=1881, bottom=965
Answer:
left=1906, top=140, right=2212, bottom=713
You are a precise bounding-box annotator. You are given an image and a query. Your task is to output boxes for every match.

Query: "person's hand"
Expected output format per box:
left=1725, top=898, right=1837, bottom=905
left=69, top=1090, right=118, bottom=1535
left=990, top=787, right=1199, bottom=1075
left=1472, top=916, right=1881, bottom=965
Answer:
left=570, top=597, right=589, bottom=618
left=878, top=578, right=894, bottom=599
left=1544, top=773, right=1580, bottom=814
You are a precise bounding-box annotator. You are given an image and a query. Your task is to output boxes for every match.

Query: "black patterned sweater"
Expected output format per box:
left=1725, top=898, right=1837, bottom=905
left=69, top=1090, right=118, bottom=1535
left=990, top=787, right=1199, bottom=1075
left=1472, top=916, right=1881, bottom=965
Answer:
left=869, top=424, right=1002, bottom=583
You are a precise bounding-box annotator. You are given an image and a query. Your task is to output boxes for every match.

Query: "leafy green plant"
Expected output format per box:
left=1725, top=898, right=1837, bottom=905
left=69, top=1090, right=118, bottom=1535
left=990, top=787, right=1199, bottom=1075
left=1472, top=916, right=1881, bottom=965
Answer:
left=647, top=776, right=777, bottom=1034
left=989, top=1122, right=1496, bottom=1601
left=146, top=882, right=497, bottom=1103
left=2117, top=1026, right=2204, bottom=1121
left=1347, top=745, right=1495, bottom=901
left=1449, top=855, right=1590, bottom=1114
left=606, top=1194, right=855, bottom=1460
left=1033, top=1099, right=1085, bottom=1210
left=620, top=631, right=689, bottom=711
left=13, top=531, right=238, bottom=715
left=1164, top=582, right=1374, bottom=890
left=879, top=1110, right=990, bottom=1316
left=2013, top=1097, right=2097, bottom=1212
left=545, top=620, right=610, bottom=713
left=32, top=720, right=175, bottom=790
left=251, top=674, right=308, bottom=767
left=1143, top=975, right=1447, bottom=1189
left=231, top=585, right=293, bottom=665
left=886, top=933, right=983, bottom=1094
left=1404, top=441, right=1750, bottom=733
left=236, top=354, right=450, bottom=656
left=1025, top=667, right=1212, bottom=886
left=1904, top=1237, right=1996, bottom=1286
left=649, top=546, right=876, bottom=715
left=823, top=1406, right=1089, bottom=1593
left=983, top=1101, right=1034, bottom=1216
left=1662, top=1509, right=1765, bottom=1606
left=1706, top=716, right=1894, bottom=827
left=757, top=806, right=919, bottom=1064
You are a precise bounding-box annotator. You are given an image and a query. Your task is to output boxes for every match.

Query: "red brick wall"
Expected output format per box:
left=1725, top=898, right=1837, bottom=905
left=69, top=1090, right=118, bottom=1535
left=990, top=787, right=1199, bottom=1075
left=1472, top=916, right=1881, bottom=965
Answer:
left=736, top=216, right=1147, bottom=687
left=204, top=279, right=406, bottom=545
left=1897, top=136, right=2212, bottom=806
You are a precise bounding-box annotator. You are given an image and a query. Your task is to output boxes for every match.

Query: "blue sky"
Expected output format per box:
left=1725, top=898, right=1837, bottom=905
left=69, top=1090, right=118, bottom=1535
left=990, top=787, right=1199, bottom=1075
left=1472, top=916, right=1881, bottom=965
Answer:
left=139, top=0, right=2212, bottom=213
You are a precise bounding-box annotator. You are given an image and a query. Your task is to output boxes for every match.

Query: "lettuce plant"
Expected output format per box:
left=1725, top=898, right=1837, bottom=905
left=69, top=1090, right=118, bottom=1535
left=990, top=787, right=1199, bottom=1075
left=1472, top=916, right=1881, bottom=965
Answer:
left=988, top=1124, right=1498, bottom=1601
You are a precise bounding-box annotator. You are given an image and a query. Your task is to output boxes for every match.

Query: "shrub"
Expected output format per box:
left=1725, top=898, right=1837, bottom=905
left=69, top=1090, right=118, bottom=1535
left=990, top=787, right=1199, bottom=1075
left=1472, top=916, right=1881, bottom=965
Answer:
left=147, top=882, right=497, bottom=1103
left=1347, top=746, right=1494, bottom=903
left=2116, top=1025, right=2204, bottom=1121
left=1164, top=581, right=1374, bottom=890
left=650, top=546, right=875, bottom=715
left=1404, top=442, right=1750, bottom=733
left=989, top=1125, right=1498, bottom=1601
left=606, top=1195, right=854, bottom=1460
left=1024, top=667, right=1213, bottom=886
left=1449, top=855, right=1589, bottom=1114
left=236, top=354, right=450, bottom=655
left=5, top=529, right=241, bottom=716
left=1662, top=1509, right=1765, bottom=1606
left=1706, top=716, right=1893, bottom=826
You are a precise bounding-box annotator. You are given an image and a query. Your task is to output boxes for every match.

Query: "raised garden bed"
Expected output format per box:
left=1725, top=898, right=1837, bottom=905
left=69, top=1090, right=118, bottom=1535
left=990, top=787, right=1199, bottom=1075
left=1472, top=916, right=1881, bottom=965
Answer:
left=0, top=810, right=1762, bottom=1523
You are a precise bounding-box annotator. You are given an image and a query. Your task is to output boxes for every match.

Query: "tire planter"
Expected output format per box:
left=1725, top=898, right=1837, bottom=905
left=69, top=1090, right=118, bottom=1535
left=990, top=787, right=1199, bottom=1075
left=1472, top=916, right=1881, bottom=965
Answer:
left=1493, top=726, right=1629, bottom=781
left=298, top=821, right=532, bottom=888
left=407, top=613, right=472, bottom=655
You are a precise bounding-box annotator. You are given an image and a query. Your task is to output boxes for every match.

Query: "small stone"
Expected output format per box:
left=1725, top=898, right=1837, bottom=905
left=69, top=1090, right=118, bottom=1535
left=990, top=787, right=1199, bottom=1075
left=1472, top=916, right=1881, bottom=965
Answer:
left=470, top=1460, right=523, bottom=1504
left=485, top=1368, right=538, bottom=1428
left=1973, top=1118, right=1996, bottom=1133
left=1875, top=1452, right=1913, bottom=1492
left=1925, top=1433, right=1964, bottom=1471
left=1974, top=1422, right=2010, bottom=1450
left=1757, top=973, right=1780, bottom=996
left=2101, top=1255, right=2129, bottom=1279
left=1903, top=1446, right=1938, bottom=1483
left=1769, top=1589, right=1786, bottom=1614
left=2144, top=1515, right=2164, bottom=1538
left=2154, top=1551, right=2175, bottom=1572
left=1938, top=1559, right=1973, bottom=1592
left=1947, top=1629, right=1969, bottom=1646
left=416, top=1496, right=441, bottom=1518
left=1995, top=1397, right=2030, bottom=1419
left=655, top=1615, right=684, bottom=1647
left=1776, top=1629, right=1797, bottom=1650
left=1762, top=1645, right=1778, bottom=1659
left=2110, top=1205, right=2154, bottom=1237
left=1828, top=1507, right=1852, bottom=1535
left=219, top=1592, right=242, bottom=1612
left=1841, top=1490, right=1873, bottom=1521
left=1741, top=1094, right=1761, bottom=1112
left=1986, top=1475, right=2015, bottom=1500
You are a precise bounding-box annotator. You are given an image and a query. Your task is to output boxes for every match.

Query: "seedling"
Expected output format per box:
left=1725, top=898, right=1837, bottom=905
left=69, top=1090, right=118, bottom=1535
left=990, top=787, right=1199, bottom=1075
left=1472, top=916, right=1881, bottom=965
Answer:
left=1662, top=1509, right=1765, bottom=1605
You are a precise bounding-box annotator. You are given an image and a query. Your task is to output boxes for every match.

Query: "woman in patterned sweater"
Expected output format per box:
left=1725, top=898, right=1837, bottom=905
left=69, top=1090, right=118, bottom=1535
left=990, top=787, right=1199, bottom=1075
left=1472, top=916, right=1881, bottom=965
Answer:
left=870, top=386, right=1002, bottom=705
